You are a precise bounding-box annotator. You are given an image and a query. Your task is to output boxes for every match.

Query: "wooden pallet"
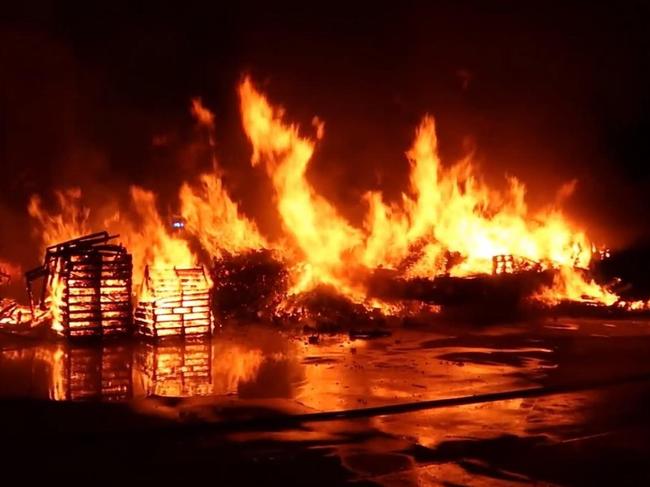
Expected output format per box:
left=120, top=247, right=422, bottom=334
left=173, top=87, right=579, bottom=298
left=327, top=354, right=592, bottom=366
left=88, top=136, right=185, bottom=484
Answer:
left=135, top=266, right=214, bottom=338
left=26, top=232, right=133, bottom=338
left=58, top=247, right=132, bottom=337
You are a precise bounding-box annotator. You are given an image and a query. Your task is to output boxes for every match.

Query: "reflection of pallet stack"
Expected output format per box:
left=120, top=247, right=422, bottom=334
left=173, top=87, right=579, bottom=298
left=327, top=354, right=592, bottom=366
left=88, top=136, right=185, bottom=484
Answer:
left=26, top=232, right=133, bottom=338
left=135, top=266, right=214, bottom=338
left=66, top=345, right=132, bottom=401
left=136, top=340, right=212, bottom=396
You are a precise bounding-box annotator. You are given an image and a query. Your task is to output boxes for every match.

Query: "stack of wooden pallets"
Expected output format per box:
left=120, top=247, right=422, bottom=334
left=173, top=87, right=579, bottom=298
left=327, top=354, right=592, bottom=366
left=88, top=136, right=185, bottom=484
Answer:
left=135, top=266, right=214, bottom=338
left=26, top=232, right=133, bottom=338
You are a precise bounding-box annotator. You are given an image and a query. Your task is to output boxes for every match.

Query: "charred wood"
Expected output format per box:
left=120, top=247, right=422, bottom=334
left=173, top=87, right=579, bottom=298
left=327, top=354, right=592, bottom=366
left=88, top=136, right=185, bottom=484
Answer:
left=368, top=268, right=555, bottom=306
left=211, top=249, right=289, bottom=322
left=277, top=285, right=386, bottom=332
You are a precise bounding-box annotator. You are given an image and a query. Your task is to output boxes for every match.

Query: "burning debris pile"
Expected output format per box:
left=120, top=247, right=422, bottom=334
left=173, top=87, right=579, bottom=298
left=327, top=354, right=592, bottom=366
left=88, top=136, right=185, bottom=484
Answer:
left=25, top=232, right=133, bottom=338
left=370, top=256, right=554, bottom=304
left=135, top=266, right=214, bottom=338
left=2, top=76, right=647, bottom=341
left=277, top=285, right=388, bottom=331
left=0, top=301, right=34, bottom=332
left=211, top=249, right=289, bottom=322
left=0, top=263, right=34, bottom=330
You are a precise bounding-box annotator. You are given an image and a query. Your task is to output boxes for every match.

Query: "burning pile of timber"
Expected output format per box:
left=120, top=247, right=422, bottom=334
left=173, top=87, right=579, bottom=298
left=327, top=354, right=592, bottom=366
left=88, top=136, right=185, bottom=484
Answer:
left=136, top=340, right=212, bottom=396
left=0, top=300, right=32, bottom=329
left=135, top=266, right=214, bottom=338
left=26, top=232, right=133, bottom=338
left=365, top=255, right=558, bottom=322
left=65, top=345, right=132, bottom=401
left=277, top=285, right=387, bottom=331
left=211, top=249, right=288, bottom=322
left=370, top=256, right=554, bottom=304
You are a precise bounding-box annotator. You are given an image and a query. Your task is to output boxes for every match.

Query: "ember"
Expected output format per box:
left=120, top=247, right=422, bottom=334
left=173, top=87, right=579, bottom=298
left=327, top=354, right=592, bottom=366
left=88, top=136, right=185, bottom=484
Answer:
left=135, top=266, right=214, bottom=338
left=25, top=232, right=133, bottom=338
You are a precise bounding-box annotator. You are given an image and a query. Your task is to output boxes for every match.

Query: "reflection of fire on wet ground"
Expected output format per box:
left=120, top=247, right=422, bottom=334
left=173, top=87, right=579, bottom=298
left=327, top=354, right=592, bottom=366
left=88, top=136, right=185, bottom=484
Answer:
left=0, top=324, right=562, bottom=405
left=2, top=320, right=650, bottom=484
left=66, top=345, right=132, bottom=401
left=135, top=340, right=213, bottom=397
left=0, top=344, right=131, bottom=401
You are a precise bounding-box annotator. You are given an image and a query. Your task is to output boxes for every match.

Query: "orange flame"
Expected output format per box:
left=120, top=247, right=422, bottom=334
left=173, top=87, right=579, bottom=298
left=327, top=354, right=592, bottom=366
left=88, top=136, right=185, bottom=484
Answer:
left=20, top=76, right=635, bottom=322
left=364, top=117, right=593, bottom=276
left=118, top=186, right=196, bottom=294
left=28, top=189, right=91, bottom=331
left=180, top=173, right=267, bottom=258
left=239, top=77, right=364, bottom=298
left=47, top=258, right=66, bottom=333
left=535, top=267, right=618, bottom=306
left=0, top=259, right=22, bottom=282
left=28, top=188, right=90, bottom=254
left=180, top=98, right=267, bottom=258
left=28, top=185, right=198, bottom=313
left=240, top=78, right=617, bottom=306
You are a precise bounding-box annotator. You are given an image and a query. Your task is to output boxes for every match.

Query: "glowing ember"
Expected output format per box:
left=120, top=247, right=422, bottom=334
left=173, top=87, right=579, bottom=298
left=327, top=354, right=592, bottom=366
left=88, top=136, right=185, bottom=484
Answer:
left=239, top=77, right=365, bottom=299
left=26, top=233, right=133, bottom=337
left=47, top=259, right=66, bottom=333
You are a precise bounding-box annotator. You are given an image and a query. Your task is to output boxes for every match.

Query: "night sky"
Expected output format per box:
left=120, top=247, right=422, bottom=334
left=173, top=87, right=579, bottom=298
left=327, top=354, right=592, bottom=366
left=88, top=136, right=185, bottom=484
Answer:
left=2, top=1, right=650, bottom=269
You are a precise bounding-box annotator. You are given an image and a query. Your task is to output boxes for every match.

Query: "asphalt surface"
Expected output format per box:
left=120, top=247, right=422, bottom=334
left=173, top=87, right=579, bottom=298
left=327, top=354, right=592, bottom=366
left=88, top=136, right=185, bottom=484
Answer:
left=1, top=318, right=650, bottom=485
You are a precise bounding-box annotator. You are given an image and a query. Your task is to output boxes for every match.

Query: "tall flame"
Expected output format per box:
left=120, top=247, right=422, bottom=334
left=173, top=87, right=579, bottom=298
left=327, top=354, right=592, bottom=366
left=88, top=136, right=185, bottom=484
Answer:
left=363, top=117, right=595, bottom=276
left=28, top=189, right=91, bottom=331
left=119, top=186, right=196, bottom=289
left=180, top=98, right=267, bottom=258
left=239, top=77, right=364, bottom=297
left=21, top=76, right=628, bottom=325
left=239, top=78, right=617, bottom=306
left=28, top=188, right=90, bottom=254
left=28, top=185, right=197, bottom=308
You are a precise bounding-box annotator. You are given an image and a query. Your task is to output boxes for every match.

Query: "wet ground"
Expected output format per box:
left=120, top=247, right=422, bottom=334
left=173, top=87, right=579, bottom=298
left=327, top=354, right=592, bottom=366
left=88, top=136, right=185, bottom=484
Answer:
left=1, top=318, right=650, bottom=485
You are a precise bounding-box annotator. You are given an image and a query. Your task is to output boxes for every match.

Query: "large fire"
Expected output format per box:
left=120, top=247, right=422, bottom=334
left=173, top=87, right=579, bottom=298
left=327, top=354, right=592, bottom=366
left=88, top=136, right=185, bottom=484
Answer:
left=239, top=78, right=365, bottom=299
left=6, top=75, right=642, bottom=332
left=238, top=77, right=618, bottom=307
